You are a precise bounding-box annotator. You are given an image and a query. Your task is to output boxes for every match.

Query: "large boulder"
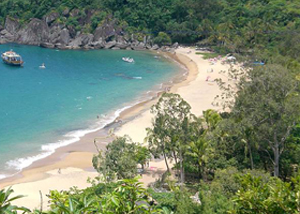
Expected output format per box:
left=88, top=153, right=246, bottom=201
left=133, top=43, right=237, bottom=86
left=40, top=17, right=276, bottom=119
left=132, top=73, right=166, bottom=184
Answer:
left=171, top=42, right=179, bottom=49
left=69, top=34, right=94, bottom=48
left=104, top=40, right=116, bottom=49
left=17, top=18, right=50, bottom=45
left=4, top=17, right=20, bottom=36
left=43, top=12, right=59, bottom=25
left=49, top=24, right=62, bottom=43
left=132, top=42, right=146, bottom=50
left=81, top=34, right=94, bottom=46
left=55, top=43, right=67, bottom=49
left=66, top=25, right=76, bottom=38
left=91, top=40, right=105, bottom=49
left=93, top=18, right=123, bottom=42
left=40, top=42, right=55, bottom=48
left=0, top=29, right=15, bottom=42
left=59, top=28, right=70, bottom=45
left=151, top=44, right=159, bottom=50
left=115, top=42, right=129, bottom=49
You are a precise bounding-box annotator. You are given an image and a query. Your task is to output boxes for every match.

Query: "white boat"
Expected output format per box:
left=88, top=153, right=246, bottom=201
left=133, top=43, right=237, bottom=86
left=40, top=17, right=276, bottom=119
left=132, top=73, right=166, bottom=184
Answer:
left=39, top=63, right=46, bottom=69
left=1, top=50, right=23, bottom=66
left=122, top=57, right=134, bottom=63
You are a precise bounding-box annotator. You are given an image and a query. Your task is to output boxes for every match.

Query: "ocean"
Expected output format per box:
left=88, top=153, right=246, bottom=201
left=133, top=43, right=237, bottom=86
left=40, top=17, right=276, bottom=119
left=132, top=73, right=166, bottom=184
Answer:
left=0, top=44, right=183, bottom=179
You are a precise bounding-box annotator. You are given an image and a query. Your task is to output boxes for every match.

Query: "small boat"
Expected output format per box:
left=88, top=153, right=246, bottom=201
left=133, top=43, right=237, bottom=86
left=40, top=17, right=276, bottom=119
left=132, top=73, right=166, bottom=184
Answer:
left=122, top=57, right=134, bottom=63
left=1, top=50, right=24, bottom=66
left=39, top=63, right=46, bottom=69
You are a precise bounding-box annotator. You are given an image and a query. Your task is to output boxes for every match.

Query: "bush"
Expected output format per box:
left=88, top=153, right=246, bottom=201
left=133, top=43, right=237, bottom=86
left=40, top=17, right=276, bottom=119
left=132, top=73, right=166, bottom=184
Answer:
left=153, top=32, right=172, bottom=46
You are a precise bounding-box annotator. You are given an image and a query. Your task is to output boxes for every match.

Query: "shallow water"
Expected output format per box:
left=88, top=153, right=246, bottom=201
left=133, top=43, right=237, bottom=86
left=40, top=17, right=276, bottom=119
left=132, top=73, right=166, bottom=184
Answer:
left=0, top=44, right=182, bottom=178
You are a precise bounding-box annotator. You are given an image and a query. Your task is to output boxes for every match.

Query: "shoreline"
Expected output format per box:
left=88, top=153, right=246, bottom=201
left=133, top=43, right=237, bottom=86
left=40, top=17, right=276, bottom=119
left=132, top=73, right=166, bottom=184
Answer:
left=0, top=47, right=233, bottom=210
left=0, top=50, right=195, bottom=187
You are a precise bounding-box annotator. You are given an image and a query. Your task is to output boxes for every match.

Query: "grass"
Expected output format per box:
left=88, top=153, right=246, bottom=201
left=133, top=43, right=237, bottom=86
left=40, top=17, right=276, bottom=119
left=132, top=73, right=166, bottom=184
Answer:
left=195, top=52, right=223, bottom=59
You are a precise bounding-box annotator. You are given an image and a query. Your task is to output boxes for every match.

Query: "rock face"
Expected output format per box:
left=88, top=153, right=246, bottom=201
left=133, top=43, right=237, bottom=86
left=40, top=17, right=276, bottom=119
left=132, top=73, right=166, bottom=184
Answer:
left=17, top=18, right=49, bottom=45
left=0, top=15, right=176, bottom=51
left=5, top=17, right=20, bottom=35
left=59, top=28, right=70, bottom=45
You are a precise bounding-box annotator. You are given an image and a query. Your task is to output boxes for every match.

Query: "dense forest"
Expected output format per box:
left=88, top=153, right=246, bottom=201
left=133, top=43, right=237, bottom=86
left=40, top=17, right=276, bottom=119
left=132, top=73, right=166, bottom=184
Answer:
left=2, top=0, right=300, bottom=213
left=1, top=0, right=300, bottom=53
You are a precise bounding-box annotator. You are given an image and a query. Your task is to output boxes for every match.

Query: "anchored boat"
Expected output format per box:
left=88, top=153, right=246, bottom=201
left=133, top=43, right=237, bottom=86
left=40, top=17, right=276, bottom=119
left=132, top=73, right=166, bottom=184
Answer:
left=122, top=57, right=134, bottom=63
left=1, top=50, right=24, bottom=66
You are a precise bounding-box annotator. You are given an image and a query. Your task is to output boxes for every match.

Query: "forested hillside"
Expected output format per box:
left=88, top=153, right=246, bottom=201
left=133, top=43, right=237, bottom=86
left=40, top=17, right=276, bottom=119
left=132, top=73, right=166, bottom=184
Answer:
left=1, top=0, right=300, bottom=54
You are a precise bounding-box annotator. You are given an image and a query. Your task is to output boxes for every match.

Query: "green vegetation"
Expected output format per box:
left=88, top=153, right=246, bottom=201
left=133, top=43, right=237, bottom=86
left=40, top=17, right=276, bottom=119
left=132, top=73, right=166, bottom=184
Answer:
left=2, top=0, right=300, bottom=213
left=1, top=0, right=299, bottom=55
left=92, top=136, right=151, bottom=181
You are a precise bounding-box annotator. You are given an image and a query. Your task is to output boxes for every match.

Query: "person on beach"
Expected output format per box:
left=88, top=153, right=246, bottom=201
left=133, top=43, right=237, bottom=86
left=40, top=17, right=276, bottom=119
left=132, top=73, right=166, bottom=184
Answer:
left=58, top=168, right=61, bottom=174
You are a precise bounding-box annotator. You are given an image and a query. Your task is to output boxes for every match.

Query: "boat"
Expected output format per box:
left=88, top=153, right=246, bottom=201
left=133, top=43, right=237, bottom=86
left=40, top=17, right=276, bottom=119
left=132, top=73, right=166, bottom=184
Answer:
left=122, top=57, right=134, bottom=63
left=39, top=63, right=46, bottom=69
left=1, top=50, right=23, bottom=66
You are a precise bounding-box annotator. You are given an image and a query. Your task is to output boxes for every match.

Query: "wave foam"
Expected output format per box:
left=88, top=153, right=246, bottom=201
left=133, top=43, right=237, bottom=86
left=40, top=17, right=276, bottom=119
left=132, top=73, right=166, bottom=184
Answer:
left=4, top=105, right=133, bottom=176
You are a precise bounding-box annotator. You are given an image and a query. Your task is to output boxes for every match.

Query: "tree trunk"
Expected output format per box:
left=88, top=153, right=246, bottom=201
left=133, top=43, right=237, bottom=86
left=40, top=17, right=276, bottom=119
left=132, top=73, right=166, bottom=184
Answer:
left=247, top=141, right=254, bottom=170
left=163, top=150, right=170, bottom=172
left=173, top=150, right=178, bottom=166
left=172, top=150, right=180, bottom=182
left=179, top=148, right=184, bottom=185
left=274, top=144, right=280, bottom=177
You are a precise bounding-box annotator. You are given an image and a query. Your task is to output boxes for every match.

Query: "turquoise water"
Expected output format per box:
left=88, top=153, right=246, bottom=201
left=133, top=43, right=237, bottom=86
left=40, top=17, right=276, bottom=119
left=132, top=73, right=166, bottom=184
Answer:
left=0, top=44, right=182, bottom=178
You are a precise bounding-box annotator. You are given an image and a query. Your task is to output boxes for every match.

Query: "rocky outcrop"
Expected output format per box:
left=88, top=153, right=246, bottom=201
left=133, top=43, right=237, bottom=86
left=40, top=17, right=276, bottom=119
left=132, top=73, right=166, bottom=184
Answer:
left=0, top=29, right=14, bottom=42
left=40, top=42, right=55, bottom=48
left=171, top=42, right=179, bottom=49
left=132, top=42, right=146, bottom=50
left=151, top=44, right=159, bottom=50
left=59, top=28, right=70, bottom=45
left=93, top=18, right=123, bottom=42
left=69, top=34, right=94, bottom=49
left=4, top=17, right=20, bottom=35
left=104, top=41, right=116, bottom=49
left=17, top=18, right=49, bottom=45
left=0, top=15, right=179, bottom=52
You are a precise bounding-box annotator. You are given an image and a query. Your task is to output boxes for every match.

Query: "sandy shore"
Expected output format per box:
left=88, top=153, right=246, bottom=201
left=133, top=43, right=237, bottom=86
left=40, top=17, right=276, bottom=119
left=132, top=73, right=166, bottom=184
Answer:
left=0, top=47, right=233, bottom=210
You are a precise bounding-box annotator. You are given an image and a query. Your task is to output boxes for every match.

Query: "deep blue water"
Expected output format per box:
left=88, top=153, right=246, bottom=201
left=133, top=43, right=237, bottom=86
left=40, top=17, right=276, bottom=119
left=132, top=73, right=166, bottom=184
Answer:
left=0, top=44, right=182, bottom=178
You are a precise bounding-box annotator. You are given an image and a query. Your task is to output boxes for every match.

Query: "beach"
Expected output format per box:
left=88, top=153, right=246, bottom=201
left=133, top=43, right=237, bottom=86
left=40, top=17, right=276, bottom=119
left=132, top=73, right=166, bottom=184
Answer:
left=0, top=47, right=233, bottom=210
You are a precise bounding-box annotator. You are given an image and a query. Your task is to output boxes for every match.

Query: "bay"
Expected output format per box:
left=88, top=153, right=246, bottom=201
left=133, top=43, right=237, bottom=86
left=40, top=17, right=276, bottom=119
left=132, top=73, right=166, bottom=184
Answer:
left=0, top=44, right=182, bottom=178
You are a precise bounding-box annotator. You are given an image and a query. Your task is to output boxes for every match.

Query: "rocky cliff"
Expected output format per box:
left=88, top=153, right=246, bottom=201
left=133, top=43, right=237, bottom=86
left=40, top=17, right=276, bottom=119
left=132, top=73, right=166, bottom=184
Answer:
left=0, top=12, right=177, bottom=51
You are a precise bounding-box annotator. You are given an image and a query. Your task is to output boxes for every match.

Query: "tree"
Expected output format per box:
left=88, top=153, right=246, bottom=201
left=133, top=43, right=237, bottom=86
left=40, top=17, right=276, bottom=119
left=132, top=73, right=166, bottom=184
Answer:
left=230, top=173, right=300, bottom=214
left=92, top=136, right=139, bottom=181
left=146, top=93, right=195, bottom=184
left=135, top=145, right=151, bottom=170
left=153, top=32, right=172, bottom=46
left=220, top=64, right=300, bottom=177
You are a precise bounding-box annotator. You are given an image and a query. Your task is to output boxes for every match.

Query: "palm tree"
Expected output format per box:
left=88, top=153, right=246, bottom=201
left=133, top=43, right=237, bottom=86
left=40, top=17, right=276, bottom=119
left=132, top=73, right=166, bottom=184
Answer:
left=188, top=136, right=209, bottom=180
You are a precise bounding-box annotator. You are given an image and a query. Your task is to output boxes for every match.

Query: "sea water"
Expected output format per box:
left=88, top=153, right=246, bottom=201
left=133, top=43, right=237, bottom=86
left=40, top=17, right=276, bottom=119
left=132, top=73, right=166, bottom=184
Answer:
left=0, top=44, right=183, bottom=179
